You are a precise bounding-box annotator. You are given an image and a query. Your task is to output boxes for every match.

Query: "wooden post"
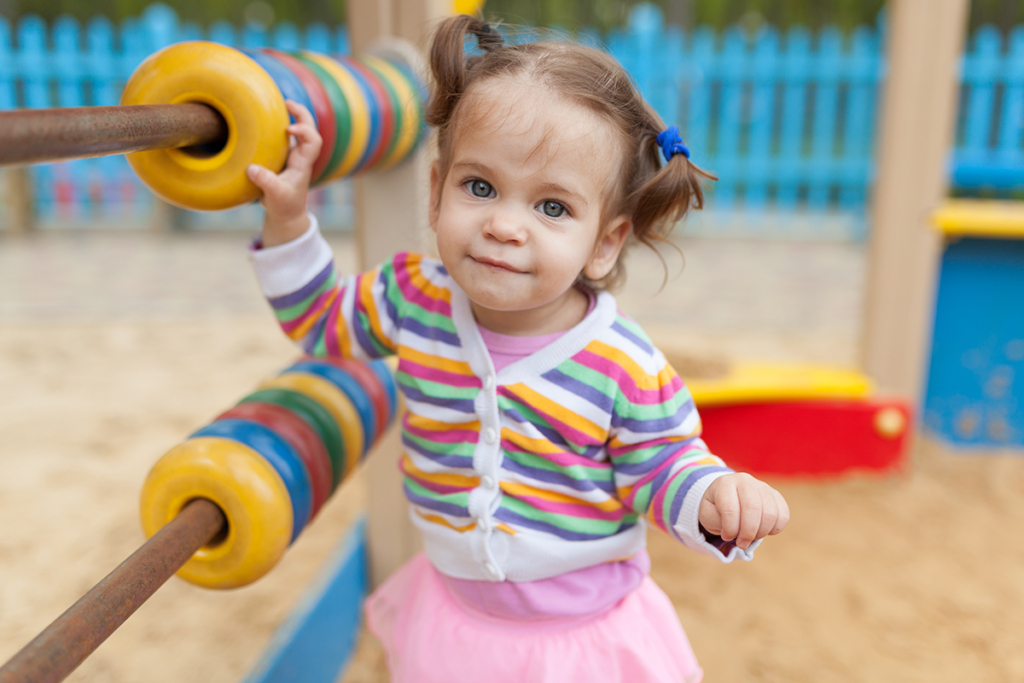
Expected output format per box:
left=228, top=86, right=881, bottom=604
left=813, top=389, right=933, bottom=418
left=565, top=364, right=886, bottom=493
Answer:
left=348, top=0, right=447, bottom=588
left=150, top=198, right=188, bottom=232
left=860, top=0, right=969, bottom=401
left=4, top=168, right=36, bottom=234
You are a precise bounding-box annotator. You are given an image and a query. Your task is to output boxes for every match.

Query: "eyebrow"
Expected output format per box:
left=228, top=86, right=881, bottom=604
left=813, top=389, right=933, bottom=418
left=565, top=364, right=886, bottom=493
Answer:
left=452, top=161, right=489, bottom=173
left=536, top=182, right=588, bottom=208
left=452, top=162, right=589, bottom=208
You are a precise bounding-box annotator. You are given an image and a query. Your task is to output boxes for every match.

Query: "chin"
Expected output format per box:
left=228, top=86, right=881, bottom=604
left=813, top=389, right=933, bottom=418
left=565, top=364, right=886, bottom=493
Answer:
left=467, top=291, right=524, bottom=312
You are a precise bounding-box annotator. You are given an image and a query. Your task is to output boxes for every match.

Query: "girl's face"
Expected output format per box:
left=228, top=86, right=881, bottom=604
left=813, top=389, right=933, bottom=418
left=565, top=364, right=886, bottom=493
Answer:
left=429, top=79, right=631, bottom=336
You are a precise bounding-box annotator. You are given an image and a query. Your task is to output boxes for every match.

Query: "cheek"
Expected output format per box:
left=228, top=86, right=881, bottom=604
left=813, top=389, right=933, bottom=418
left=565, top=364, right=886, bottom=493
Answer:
left=433, top=214, right=471, bottom=262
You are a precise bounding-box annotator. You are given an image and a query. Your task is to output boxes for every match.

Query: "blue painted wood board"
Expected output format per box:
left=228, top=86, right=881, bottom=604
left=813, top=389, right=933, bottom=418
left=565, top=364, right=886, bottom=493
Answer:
left=242, top=516, right=369, bottom=683
left=924, top=238, right=1024, bottom=448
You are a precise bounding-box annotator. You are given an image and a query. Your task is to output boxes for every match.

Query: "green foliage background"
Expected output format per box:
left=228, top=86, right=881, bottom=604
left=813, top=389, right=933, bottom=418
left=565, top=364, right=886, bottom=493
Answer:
left=0, top=0, right=1020, bottom=34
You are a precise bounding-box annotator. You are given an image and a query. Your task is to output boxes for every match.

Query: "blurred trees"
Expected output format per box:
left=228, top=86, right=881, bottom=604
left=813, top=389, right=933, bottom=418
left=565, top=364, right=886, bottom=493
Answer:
left=0, top=0, right=344, bottom=25
left=483, top=0, right=888, bottom=32
left=1, top=0, right=1021, bottom=35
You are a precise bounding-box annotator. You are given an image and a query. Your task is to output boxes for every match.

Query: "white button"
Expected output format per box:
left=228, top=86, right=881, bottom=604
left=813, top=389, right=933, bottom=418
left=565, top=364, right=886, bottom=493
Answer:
left=478, top=517, right=491, bottom=531
left=483, top=428, right=498, bottom=444
left=484, top=562, right=500, bottom=578
left=481, top=475, right=496, bottom=489
left=483, top=375, right=495, bottom=390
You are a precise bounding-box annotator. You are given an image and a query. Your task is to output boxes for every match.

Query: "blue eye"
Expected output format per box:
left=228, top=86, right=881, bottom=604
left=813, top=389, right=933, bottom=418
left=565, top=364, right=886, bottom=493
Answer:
left=469, top=180, right=493, bottom=198
left=541, top=201, right=566, bottom=218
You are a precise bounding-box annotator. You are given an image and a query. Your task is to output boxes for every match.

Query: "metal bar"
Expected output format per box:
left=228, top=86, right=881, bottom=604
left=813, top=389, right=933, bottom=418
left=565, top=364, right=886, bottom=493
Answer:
left=0, top=103, right=228, bottom=167
left=0, top=498, right=227, bottom=683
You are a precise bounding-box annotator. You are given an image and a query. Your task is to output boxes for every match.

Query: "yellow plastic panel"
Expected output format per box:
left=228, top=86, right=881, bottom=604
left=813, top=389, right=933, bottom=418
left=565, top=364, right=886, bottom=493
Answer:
left=684, top=362, right=873, bottom=407
left=932, top=199, right=1024, bottom=239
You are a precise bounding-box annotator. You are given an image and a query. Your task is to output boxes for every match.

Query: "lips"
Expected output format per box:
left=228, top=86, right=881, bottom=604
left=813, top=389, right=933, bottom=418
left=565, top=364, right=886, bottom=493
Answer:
left=472, top=255, right=524, bottom=273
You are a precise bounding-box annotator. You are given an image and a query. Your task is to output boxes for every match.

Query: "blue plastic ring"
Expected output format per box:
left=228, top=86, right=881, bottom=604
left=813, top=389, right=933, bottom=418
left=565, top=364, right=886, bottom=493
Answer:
left=240, top=48, right=317, bottom=128
left=191, top=419, right=313, bottom=543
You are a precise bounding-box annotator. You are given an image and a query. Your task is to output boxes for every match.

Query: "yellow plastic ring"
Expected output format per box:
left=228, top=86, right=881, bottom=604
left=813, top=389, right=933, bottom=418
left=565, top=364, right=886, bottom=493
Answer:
left=261, top=372, right=366, bottom=479
left=139, top=436, right=293, bottom=589
left=302, top=53, right=372, bottom=180
left=361, top=54, right=421, bottom=169
left=121, top=41, right=290, bottom=211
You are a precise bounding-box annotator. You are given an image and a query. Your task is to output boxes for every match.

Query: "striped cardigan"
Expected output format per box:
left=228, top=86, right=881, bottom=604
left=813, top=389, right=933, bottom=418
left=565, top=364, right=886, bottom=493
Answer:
left=252, top=220, right=756, bottom=581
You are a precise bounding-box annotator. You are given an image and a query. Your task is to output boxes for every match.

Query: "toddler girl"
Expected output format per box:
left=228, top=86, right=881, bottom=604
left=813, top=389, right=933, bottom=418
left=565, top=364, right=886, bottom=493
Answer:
left=246, top=15, right=789, bottom=683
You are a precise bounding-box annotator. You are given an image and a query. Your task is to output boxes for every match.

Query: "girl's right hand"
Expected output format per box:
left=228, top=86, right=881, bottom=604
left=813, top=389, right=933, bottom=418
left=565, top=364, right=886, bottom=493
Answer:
left=247, top=100, right=323, bottom=248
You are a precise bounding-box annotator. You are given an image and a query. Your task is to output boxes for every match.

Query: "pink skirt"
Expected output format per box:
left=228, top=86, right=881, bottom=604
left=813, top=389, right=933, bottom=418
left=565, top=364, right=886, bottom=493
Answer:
left=365, top=553, right=703, bottom=683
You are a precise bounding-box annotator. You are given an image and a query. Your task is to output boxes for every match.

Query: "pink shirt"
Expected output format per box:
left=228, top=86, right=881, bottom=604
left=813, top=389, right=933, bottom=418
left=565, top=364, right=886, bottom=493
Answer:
left=440, top=288, right=649, bottom=621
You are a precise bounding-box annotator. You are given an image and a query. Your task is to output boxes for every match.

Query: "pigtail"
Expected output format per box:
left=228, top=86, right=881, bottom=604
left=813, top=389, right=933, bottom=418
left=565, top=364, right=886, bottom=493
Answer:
left=426, top=15, right=506, bottom=130
left=630, top=104, right=717, bottom=247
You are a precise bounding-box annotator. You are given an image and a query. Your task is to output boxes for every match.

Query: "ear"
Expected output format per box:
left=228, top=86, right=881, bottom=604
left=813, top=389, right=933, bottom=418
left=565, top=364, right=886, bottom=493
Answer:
left=429, top=161, right=443, bottom=233
left=584, top=215, right=631, bottom=281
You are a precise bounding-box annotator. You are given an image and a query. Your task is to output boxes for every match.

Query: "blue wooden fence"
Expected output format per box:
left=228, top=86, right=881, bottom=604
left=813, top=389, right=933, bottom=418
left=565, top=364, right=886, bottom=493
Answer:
left=1, top=3, right=1022, bottom=237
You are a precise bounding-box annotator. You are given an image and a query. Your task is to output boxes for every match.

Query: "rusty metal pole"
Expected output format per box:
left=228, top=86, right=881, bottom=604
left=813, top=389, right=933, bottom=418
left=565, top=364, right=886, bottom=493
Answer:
left=0, top=103, right=228, bottom=167
left=0, top=499, right=226, bottom=683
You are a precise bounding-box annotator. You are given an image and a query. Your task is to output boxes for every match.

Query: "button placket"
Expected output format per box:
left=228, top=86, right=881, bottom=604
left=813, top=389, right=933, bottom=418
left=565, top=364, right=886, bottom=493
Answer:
left=471, top=370, right=505, bottom=579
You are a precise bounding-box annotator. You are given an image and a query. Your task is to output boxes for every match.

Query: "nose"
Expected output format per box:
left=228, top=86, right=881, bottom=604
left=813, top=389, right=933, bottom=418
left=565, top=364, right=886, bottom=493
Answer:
left=484, top=203, right=527, bottom=244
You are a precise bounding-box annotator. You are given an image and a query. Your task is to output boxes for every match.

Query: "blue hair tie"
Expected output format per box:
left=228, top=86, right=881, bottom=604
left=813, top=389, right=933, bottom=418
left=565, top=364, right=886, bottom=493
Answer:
left=656, top=126, right=690, bottom=162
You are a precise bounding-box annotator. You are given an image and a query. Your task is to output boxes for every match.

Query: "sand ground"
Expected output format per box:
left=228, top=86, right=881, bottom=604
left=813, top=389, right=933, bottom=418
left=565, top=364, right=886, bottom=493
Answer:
left=1, top=227, right=1022, bottom=683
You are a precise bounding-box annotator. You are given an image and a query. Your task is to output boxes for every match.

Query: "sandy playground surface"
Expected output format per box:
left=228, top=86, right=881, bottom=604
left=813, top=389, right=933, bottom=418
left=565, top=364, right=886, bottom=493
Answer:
left=1, top=225, right=1023, bottom=682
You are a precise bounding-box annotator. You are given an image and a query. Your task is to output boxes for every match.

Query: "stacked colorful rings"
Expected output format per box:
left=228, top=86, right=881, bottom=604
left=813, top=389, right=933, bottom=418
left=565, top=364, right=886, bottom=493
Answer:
left=121, top=41, right=427, bottom=211
left=139, top=356, right=397, bottom=589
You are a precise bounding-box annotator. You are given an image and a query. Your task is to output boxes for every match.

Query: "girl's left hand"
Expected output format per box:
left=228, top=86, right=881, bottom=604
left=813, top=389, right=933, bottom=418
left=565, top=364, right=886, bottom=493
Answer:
left=698, top=473, right=790, bottom=550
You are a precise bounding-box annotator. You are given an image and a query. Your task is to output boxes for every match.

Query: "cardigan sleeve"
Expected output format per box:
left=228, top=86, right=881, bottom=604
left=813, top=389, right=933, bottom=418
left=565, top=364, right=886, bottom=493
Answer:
left=249, top=215, right=403, bottom=360
left=606, top=348, right=760, bottom=562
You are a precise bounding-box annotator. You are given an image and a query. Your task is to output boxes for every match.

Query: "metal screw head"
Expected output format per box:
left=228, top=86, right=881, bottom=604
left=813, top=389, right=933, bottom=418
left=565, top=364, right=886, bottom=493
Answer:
left=874, top=407, right=906, bottom=439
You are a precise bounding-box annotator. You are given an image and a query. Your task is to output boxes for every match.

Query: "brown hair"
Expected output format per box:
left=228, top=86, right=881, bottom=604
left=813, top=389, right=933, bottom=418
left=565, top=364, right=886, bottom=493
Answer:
left=427, top=15, right=716, bottom=289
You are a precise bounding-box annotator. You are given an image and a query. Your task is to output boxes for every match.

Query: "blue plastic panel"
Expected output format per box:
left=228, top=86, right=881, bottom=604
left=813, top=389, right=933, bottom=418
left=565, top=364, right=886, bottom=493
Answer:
left=924, top=238, right=1024, bottom=447
left=242, top=517, right=368, bottom=683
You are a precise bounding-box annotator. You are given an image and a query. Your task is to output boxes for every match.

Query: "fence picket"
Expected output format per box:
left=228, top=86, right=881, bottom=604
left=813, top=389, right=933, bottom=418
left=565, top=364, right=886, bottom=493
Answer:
left=807, top=27, right=841, bottom=209
left=242, top=22, right=268, bottom=48
left=618, top=4, right=679, bottom=124
left=335, top=25, right=349, bottom=54
left=953, top=24, right=1009, bottom=188
left=304, top=23, right=331, bottom=53
left=19, top=16, right=51, bottom=109
left=87, top=18, right=118, bottom=106
left=181, top=21, right=202, bottom=42
left=17, top=16, right=57, bottom=218
left=53, top=17, right=90, bottom=213
left=54, top=17, right=83, bottom=107
left=996, top=27, right=1024, bottom=164
left=962, top=26, right=1001, bottom=158
left=745, top=27, right=779, bottom=210
left=683, top=26, right=714, bottom=165
left=839, top=25, right=878, bottom=211
left=208, top=20, right=236, bottom=46
left=0, top=19, right=14, bottom=110
left=714, top=27, right=745, bottom=208
left=143, top=3, right=180, bottom=50
left=775, top=26, right=810, bottom=209
left=272, top=22, right=301, bottom=51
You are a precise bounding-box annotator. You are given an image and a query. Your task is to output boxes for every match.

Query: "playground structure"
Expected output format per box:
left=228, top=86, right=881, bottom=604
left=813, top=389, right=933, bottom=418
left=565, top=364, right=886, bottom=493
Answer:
left=4, top=0, right=1017, bottom=680
left=924, top=200, right=1024, bottom=448
left=0, top=0, right=439, bottom=677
